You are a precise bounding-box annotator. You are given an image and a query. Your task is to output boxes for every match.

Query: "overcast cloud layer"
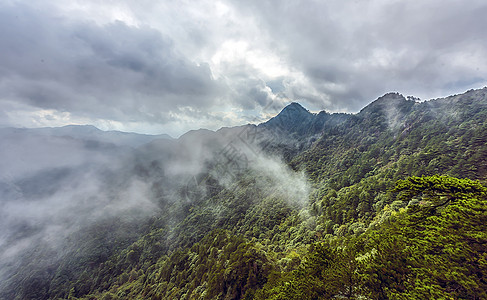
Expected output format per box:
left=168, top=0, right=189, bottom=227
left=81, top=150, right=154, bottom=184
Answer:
left=1, top=0, right=486, bottom=136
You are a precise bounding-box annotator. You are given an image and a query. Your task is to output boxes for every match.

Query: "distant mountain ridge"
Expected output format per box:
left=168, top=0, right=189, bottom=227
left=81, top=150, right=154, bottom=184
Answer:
left=259, top=102, right=350, bottom=136
left=2, top=87, right=487, bottom=300
left=0, top=125, right=172, bottom=148
left=4, top=87, right=485, bottom=150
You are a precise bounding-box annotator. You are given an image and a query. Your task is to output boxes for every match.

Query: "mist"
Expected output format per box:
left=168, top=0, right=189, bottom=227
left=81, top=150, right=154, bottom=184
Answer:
left=0, top=127, right=164, bottom=295
left=0, top=121, right=313, bottom=297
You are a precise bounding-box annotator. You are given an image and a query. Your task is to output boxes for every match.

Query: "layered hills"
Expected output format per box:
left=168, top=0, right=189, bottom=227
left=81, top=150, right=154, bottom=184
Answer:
left=1, top=87, right=486, bottom=299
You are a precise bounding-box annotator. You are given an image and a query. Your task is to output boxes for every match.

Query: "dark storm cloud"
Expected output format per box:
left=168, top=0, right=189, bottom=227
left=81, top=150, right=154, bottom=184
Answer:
left=0, top=2, right=222, bottom=124
left=1, top=0, right=486, bottom=134
left=230, top=0, right=487, bottom=111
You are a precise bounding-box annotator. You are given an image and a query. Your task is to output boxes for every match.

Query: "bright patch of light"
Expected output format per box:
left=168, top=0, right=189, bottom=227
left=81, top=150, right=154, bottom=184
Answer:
left=211, top=40, right=290, bottom=79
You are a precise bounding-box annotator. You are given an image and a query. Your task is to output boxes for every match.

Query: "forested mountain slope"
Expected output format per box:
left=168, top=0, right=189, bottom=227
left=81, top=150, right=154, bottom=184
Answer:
left=1, top=88, right=487, bottom=300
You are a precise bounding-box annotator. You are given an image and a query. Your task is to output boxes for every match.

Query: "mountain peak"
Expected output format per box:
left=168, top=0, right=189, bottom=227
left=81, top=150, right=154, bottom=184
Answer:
left=372, top=92, right=407, bottom=105
left=359, top=92, right=413, bottom=115
left=281, top=102, right=310, bottom=114
left=261, top=102, right=314, bottom=132
left=273, top=102, right=312, bottom=121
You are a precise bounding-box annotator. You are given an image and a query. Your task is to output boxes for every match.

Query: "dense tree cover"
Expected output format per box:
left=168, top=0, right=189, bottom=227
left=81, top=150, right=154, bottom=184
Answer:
left=292, top=89, right=487, bottom=238
left=81, top=230, right=273, bottom=300
left=2, top=88, right=487, bottom=299
left=56, top=175, right=486, bottom=300
left=255, top=175, right=487, bottom=299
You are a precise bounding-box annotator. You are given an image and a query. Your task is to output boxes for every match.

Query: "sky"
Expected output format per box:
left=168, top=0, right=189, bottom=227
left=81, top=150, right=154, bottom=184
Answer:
left=1, top=0, right=486, bottom=137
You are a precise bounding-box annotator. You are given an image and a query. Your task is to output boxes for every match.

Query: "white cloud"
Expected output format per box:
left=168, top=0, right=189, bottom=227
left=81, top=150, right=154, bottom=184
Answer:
left=1, top=0, right=486, bottom=135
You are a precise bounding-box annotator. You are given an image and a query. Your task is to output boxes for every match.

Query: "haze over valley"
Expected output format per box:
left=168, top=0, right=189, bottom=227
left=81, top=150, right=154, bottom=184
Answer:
left=1, top=0, right=487, bottom=299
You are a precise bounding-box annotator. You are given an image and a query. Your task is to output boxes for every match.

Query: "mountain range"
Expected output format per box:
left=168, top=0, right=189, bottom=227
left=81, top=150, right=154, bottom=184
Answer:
left=0, top=87, right=486, bottom=299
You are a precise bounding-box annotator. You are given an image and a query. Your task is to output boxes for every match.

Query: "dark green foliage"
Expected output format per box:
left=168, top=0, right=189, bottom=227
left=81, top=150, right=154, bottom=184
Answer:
left=70, top=230, right=273, bottom=300
left=256, top=175, right=487, bottom=299
left=255, top=243, right=361, bottom=300
left=362, top=175, right=487, bottom=299
left=3, top=88, right=487, bottom=299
